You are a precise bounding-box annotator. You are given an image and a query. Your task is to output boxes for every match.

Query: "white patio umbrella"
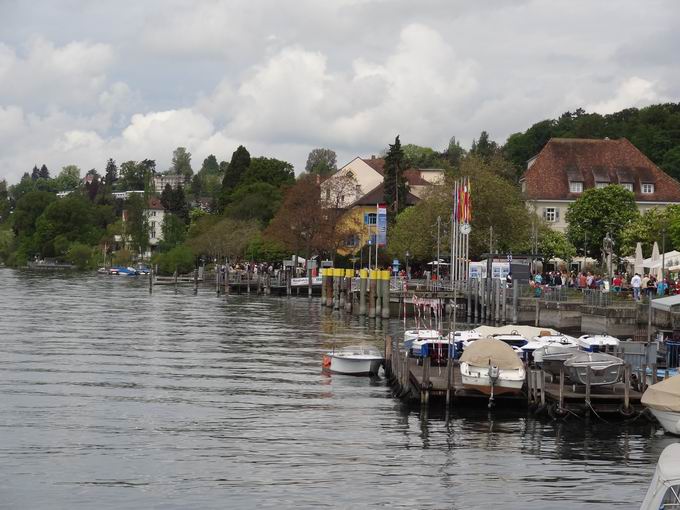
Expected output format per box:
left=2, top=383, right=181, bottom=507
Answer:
left=651, top=242, right=661, bottom=279
left=635, top=242, right=644, bottom=275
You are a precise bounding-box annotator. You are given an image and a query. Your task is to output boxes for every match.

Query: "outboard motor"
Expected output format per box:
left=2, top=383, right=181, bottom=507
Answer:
left=488, top=364, right=500, bottom=409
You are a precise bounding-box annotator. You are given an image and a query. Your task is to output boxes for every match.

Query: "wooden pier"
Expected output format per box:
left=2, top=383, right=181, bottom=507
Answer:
left=384, top=336, right=648, bottom=419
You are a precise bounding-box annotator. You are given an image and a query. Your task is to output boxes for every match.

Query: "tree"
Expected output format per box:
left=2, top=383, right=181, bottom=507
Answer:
left=0, top=180, right=10, bottom=223
left=662, top=146, right=680, bottom=180
left=159, top=213, right=187, bottom=251
left=31, top=165, right=40, bottom=181
left=124, top=193, right=149, bottom=256
left=241, top=157, right=295, bottom=188
left=223, top=182, right=282, bottom=225
left=319, top=172, right=363, bottom=259
left=10, top=173, right=36, bottom=202
left=201, top=154, right=220, bottom=175
left=402, top=144, right=440, bottom=168
left=221, top=145, right=250, bottom=198
left=266, top=175, right=324, bottom=260
left=305, top=148, right=337, bottom=176
left=119, top=160, right=154, bottom=190
left=620, top=207, right=670, bottom=257
left=39, top=164, right=50, bottom=180
left=54, top=165, right=81, bottom=192
left=104, top=159, right=118, bottom=188
left=538, top=228, right=576, bottom=264
left=565, top=185, right=639, bottom=258
left=470, top=131, right=498, bottom=161
left=84, top=169, right=100, bottom=201
left=171, top=147, right=193, bottom=182
left=34, top=195, right=101, bottom=257
left=187, top=216, right=259, bottom=263
left=383, top=135, right=408, bottom=217
left=445, top=136, right=466, bottom=168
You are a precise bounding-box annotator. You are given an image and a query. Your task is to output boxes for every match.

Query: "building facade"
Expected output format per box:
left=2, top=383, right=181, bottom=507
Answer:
left=520, top=138, right=680, bottom=232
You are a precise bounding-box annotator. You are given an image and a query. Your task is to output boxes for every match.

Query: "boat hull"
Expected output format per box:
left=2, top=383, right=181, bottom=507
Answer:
left=328, top=355, right=383, bottom=376
left=648, top=409, right=680, bottom=435
left=459, top=362, right=525, bottom=395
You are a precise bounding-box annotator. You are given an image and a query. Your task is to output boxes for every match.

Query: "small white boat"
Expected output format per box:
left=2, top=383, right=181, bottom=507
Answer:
left=640, top=443, right=680, bottom=509
left=563, top=351, right=624, bottom=386
left=323, top=345, right=384, bottom=376
left=403, top=329, right=440, bottom=352
left=577, top=334, right=620, bottom=352
left=534, top=344, right=581, bottom=376
left=642, top=374, right=680, bottom=435
left=522, top=333, right=579, bottom=362
left=459, top=338, right=526, bottom=396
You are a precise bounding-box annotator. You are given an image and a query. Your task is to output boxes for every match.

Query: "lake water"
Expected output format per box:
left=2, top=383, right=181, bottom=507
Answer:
left=0, top=268, right=674, bottom=509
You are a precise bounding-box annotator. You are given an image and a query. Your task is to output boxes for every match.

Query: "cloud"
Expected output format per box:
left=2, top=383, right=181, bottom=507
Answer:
left=587, top=77, right=665, bottom=115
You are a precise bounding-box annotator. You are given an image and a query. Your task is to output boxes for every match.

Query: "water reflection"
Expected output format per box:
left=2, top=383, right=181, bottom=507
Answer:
left=0, top=268, right=670, bottom=509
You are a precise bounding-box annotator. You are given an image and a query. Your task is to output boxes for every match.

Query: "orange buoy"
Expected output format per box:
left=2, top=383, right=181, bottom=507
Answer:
left=322, top=355, right=332, bottom=369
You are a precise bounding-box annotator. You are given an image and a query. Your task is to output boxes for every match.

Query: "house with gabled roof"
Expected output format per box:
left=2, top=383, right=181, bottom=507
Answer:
left=321, top=155, right=444, bottom=254
left=520, top=137, right=680, bottom=232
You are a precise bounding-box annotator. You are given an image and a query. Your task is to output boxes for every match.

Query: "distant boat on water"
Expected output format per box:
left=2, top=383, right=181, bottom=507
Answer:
left=27, top=260, right=75, bottom=270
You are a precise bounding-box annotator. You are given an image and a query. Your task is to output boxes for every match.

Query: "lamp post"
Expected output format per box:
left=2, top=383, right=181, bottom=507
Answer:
left=405, top=249, right=411, bottom=279
left=662, top=225, right=667, bottom=284
left=603, top=231, right=614, bottom=288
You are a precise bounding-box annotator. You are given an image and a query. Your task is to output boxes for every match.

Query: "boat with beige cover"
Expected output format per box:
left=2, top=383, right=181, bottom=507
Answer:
left=641, top=374, right=680, bottom=435
left=459, top=337, right=526, bottom=396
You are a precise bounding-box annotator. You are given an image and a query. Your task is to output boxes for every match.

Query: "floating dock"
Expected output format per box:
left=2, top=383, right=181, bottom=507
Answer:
left=384, top=336, right=648, bottom=419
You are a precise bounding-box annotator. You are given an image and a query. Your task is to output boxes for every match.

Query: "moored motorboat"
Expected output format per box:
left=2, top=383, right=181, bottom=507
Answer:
left=639, top=443, right=680, bottom=509
left=563, top=351, right=624, bottom=386
left=522, top=333, right=579, bottom=362
left=577, top=334, right=620, bottom=352
left=322, top=345, right=384, bottom=376
left=403, top=329, right=440, bottom=352
left=459, top=338, right=526, bottom=396
left=533, top=344, right=580, bottom=377
left=447, top=330, right=482, bottom=358
left=641, top=375, right=680, bottom=435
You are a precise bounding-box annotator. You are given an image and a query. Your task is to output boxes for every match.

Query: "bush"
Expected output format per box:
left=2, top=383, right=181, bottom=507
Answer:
left=154, top=245, right=195, bottom=275
left=112, top=248, right=133, bottom=267
left=66, top=243, right=95, bottom=269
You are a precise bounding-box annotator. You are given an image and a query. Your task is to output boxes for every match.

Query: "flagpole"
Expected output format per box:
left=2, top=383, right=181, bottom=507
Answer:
left=452, top=179, right=458, bottom=287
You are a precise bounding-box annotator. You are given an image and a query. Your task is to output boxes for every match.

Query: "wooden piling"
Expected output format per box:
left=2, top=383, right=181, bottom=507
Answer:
left=246, top=267, right=251, bottom=294
left=149, top=266, right=153, bottom=294
left=466, top=279, right=472, bottom=323
left=345, top=270, right=353, bottom=312
left=539, top=371, right=545, bottom=407
left=642, top=363, right=648, bottom=393
left=422, top=357, right=431, bottom=404
left=534, top=299, right=540, bottom=327
left=381, top=270, right=390, bottom=319
left=173, top=267, right=178, bottom=292
left=215, top=264, right=220, bottom=295
left=652, top=363, right=658, bottom=384
left=624, top=364, right=630, bottom=411
left=585, top=366, right=592, bottom=412
left=501, top=283, right=507, bottom=324
left=495, top=279, right=501, bottom=323
left=359, top=269, right=368, bottom=315
left=193, top=268, right=198, bottom=295
left=559, top=366, right=565, bottom=411
left=368, top=270, right=377, bottom=318
left=339, top=269, right=346, bottom=309
left=512, top=282, right=518, bottom=324
left=225, top=263, right=229, bottom=295
left=445, top=357, right=453, bottom=408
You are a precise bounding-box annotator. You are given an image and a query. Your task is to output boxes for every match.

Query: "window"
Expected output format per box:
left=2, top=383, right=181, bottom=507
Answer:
left=365, top=213, right=377, bottom=225
left=642, top=183, right=655, bottom=194
left=620, top=183, right=633, bottom=192
left=595, top=182, right=608, bottom=189
left=569, top=181, right=583, bottom=193
left=544, top=207, right=559, bottom=223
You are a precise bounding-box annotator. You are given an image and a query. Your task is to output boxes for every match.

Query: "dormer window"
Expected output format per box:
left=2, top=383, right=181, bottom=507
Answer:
left=595, top=182, right=608, bottom=189
left=620, top=183, right=633, bottom=192
left=569, top=181, right=583, bottom=193
left=642, top=183, right=655, bottom=194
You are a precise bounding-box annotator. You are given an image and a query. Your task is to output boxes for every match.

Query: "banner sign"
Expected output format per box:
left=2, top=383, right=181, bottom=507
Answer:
left=377, top=204, right=387, bottom=247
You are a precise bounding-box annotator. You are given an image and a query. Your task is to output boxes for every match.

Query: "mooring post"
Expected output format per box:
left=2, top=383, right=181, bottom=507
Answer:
left=381, top=270, right=391, bottom=319
left=368, top=270, right=377, bottom=318
left=225, top=262, right=229, bottom=295
left=215, top=264, right=220, bottom=296
left=585, top=366, right=592, bottom=414
left=539, top=371, right=546, bottom=407
left=473, top=279, right=478, bottom=324
left=339, top=269, right=346, bottom=310
left=394, top=340, right=401, bottom=386
left=173, top=267, right=178, bottom=292
left=495, top=279, right=501, bottom=323
left=149, top=266, right=153, bottom=294
left=512, top=281, right=518, bottom=324
left=642, top=363, right=648, bottom=393
left=345, top=269, right=353, bottom=312
left=385, top=335, right=392, bottom=376
left=446, top=357, right=453, bottom=409
left=422, top=357, right=431, bottom=405
left=652, top=363, right=658, bottom=384
left=526, top=367, right=533, bottom=405
left=501, top=283, right=507, bottom=324
left=359, top=269, right=368, bottom=315
left=480, top=278, right=486, bottom=322
left=624, top=364, right=630, bottom=411
left=559, top=366, right=565, bottom=412
left=534, top=299, right=540, bottom=327
left=246, top=266, right=251, bottom=294
left=466, top=279, right=472, bottom=323
left=193, top=268, right=198, bottom=295
left=320, top=268, right=327, bottom=305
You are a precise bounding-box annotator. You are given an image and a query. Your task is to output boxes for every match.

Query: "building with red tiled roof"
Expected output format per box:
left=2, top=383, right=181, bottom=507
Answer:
left=520, top=138, right=680, bottom=232
left=320, top=155, right=444, bottom=255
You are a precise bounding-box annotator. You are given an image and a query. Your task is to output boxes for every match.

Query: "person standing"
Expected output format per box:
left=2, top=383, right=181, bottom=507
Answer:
left=631, top=272, right=642, bottom=301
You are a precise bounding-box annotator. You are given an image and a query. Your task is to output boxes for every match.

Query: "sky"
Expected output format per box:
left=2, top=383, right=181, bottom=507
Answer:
left=1, top=0, right=680, bottom=184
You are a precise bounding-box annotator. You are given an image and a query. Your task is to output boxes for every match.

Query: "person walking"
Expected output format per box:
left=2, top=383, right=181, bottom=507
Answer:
left=631, top=272, right=642, bottom=301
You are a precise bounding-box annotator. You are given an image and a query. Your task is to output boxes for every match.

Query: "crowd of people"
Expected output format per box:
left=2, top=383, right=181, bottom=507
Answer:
left=529, top=269, right=680, bottom=300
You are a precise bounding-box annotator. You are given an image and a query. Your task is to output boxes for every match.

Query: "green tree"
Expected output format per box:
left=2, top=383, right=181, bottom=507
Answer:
left=104, top=159, right=118, bottom=189
left=10, top=173, right=35, bottom=202
left=0, top=180, right=10, bottom=223
left=125, top=193, right=149, bottom=256
left=402, top=144, right=440, bottom=168
left=662, top=146, right=680, bottom=180
left=54, top=165, right=81, bottom=192
left=538, top=228, right=576, bottom=263
left=445, top=136, right=466, bottom=168
left=66, top=243, right=95, bottom=269
left=565, top=185, right=639, bottom=258
left=34, top=195, right=101, bottom=257
left=220, top=145, right=251, bottom=204
left=13, top=191, right=56, bottom=239
left=223, top=182, right=282, bottom=225
left=241, top=157, right=295, bottom=188
left=171, top=147, right=193, bottom=182
left=153, top=244, right=195, bottom=275
left=159, top=213, right=187, bottom=251
left=39, top=164, right=50, bottom=180
left=383, top=135, right=408, bottom=217
left=470, top=131, right=498, bottom=161
left=620, top=207, right=670, bottom=257
left=305, top=148, right=337, bottom=176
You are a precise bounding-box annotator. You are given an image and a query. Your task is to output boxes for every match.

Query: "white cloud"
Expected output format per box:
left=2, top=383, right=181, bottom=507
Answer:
left=587, top=76, right=665, bottom=115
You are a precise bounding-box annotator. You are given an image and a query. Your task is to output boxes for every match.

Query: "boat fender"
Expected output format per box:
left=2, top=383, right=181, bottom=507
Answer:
left=322, top=355, right=331, bottom=368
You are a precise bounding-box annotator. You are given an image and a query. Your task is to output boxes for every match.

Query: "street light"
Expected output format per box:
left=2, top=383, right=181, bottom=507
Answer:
left=405, top=249, right=411, bottom=279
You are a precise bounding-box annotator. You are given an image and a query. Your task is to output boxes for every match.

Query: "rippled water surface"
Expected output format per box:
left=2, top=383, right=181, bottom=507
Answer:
left=0, top=268, right=675, bottom=509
